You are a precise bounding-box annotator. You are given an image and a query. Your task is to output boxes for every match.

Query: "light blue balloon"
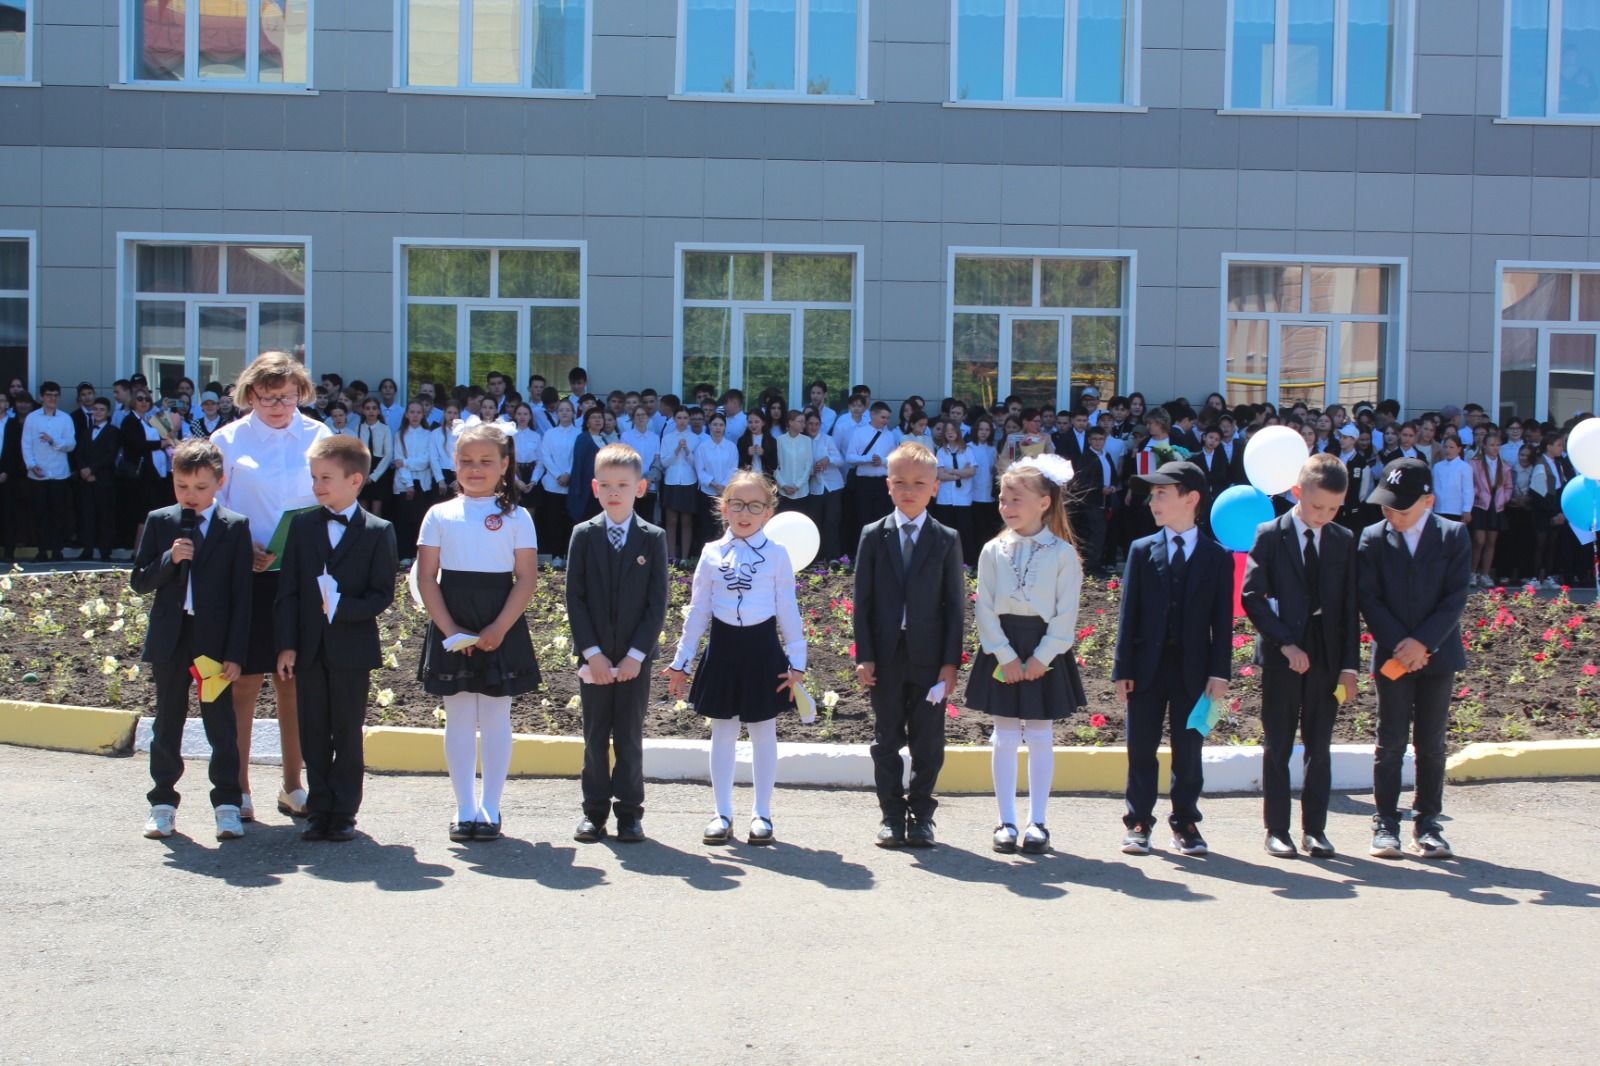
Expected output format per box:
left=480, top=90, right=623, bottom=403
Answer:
left=1211, top=485, right=1276, bottom=553
left=1561, top=476, right=1600, bottom=532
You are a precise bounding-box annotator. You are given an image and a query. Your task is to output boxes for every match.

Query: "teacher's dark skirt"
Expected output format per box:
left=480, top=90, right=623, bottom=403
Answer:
left=688, top=617, right=793, bottom=723
left=963, top=614, right=1087, bottom=721
left=241, top=570, right=282, bottom=676
left=419, top=570, right=541, bottom=698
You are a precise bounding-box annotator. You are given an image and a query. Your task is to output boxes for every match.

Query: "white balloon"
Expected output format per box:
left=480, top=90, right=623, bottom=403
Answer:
left=407, top=562, right=437, bottom=611
left=764, top=511, right=821, bottom=572
left=1569, top=417, right=1600, bottom=480
left=1243, top=425, right=1310, bottom=496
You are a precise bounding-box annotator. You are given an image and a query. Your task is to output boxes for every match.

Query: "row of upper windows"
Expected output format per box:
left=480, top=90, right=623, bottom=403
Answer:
left=0, top=2, right=1595, bottom=123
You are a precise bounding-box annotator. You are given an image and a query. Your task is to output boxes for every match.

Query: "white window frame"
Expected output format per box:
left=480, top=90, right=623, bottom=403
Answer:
left=671, top=242, right=865, bottom=398
left=672, top=0, right=872, bottom=102
left=0, top=0, right=35, bottom=85
left=392, top=237, right=588, bottom=397
left=942, top=246, right=1137, bottom=410
left=115, top=233, right=315, bottom=388
left=1218, top=253, right=1408, bottom=410
left=118, top=1, right=316, bottom=91
left=0, top=230, right=37, bottom=387
left=1221, top=0, right=1417, bottom=117
left=1492, top=260, right=1600, bottom=422
left=947, top=0, right=1144, bottom=111
left=1499, top=0, right=1600, bottom=123
left=391, top=0, right=594, bottom=96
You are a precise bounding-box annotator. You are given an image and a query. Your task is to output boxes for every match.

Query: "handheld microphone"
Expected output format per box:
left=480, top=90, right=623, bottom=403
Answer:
left=177, top=508, right=197, bottom=588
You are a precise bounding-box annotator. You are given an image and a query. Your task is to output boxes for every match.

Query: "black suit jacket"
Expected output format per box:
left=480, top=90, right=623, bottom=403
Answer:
left=119, top=415, right=167, bottom=481
left=1052, top=428, right=1089, bottom=465
left=1241, top=514, right=1360, bottom=673
left=565, top=513, right=670, bottom=664
left=0, top=417, right=24, bottom=478
left=274, top=506, right=398, bottom=669
left=1171, top=425, right=1202, bottom=453
left=130, top=504, right=253, bottom=666
left=1357, top=514, right=1471, bottom=676
left=1112, top=530, right=1233, bottom=695
left=852, top=513, right=965, bottom=673
left=1219, top=441, right=1249, bottom=485
left=74, top=422, right=120, bottom=479
left=1195, top=448, right=1233, bottom=497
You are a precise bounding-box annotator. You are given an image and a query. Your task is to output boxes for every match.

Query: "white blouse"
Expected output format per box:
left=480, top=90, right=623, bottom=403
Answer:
left=356, top=420, right=393, bottom=483
left=435, top=420, right=463, bottom=470
left=968, top=442, right=997, bottom=503
left=660, top=427, right=700, bottom=486
left=936, top=445, right=975, bottom=506
left=539, top=424, right=578, bottom=493
left=212, top=411, right=329, bottom=545
left=975, top=529, right=1083, bottom=667
left=418, top=494, right=539, bottom=572
left=776, top=433, right=813, bottom=499
left=696, top=436, right=738, bottom=497
left=392, top=424, right=443, bottom=494
left=671, top=531, right=807, bottom=672
left=621, top=427, right=661, bottom=475
left=512, top=426, right=543, bottom=466
left=810, top=433, right=844, bottom=493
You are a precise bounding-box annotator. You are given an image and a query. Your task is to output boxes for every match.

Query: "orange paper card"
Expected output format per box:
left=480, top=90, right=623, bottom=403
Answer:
left=1379, top=658, right=1410, bottom=681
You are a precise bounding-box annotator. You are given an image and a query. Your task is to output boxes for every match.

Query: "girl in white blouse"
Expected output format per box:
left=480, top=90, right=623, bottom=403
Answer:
left=620, top=405, right=661, bottom=522
left=435, top=401, right=463, bottom=493
left=775, top=409, right=813, bottom=509
left=509, top=402, right=543, bottom=515
left=694, top=413, right=738, bottom=553
left=392, top=401, right=444, bottom=563
left=537, top=400, right=579, bottom=566
left=806, top=408, right=845, bottom=562
left=667, top=472, right=807, bottom=847
left=356, top=397, right=393, bottom=517
left=968, top=417, right=1000, bottom=543
left=963, top=454, right=1086, bottom=856
left=933, top=418, right=978, bottom=566
left=659, top=406, right=701, bottom=564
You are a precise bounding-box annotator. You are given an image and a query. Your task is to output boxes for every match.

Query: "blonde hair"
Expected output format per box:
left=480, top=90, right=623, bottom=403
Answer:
left=996, top=464, right=1077, bottom=546
left=595, top=442, right=643, bottom=477
left=453, top=421, right=517, bottom=515
left=235, top=351, right=313, bottom=407
left=886, top=440, right=937, bottom=471
left=718, top=470, right=778, bottom=524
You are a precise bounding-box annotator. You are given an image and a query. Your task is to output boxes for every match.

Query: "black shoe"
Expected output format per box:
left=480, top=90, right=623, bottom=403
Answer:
left=449, top=820, right=474, bottom=842
left=992, top=823, right=1019, bottom=853
left=1409, top=825, right=1453, bottom=860
left=301, top=815, right=330, bottom=842
left=1301, top=831, right=1336, bottom=858
left=1369, top=823, right=1403, bottom=859
left=474, top=818, right=502, bottom=841
left=326, top=818, right=357, bottom=843
left=876, top=819, right=907, bottom=848
left=747, top=816, right=775, bottom=846
left=906, top=818, right=936, bottom=848
left=1019, top=824, right=1050, bottom=855
left=1264, top=832, right=1298, bottom=858
left=1171, top=824, right=1208, bottom=856
left=1121, top=826, right=1152, bottom=855
left=702, top=815, right=733, bottom=846
left=574, top=817, right=607, bottom=843
left=615, top=819, right=645, bottom=843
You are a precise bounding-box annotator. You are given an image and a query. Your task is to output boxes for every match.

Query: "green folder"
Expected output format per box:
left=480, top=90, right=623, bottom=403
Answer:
left=992, top=662, right=1051, bottom=682
left=264, top=503, right=321, bottom=572
left=1186, top=694, right=1223, bottom=737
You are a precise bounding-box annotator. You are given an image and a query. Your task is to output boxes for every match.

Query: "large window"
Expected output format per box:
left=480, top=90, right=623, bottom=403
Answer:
left=678, top=0, right=866, bottom=98
left=399, top=242, right=584, bottom=396
left=121, top=237, right=310, bottom=398
left=1228, top=0, right=1413, bottom=112
left=674, top=246, right=861, bottom=403
left=0, top=2, right=30, bottom=82
left=946, top=250, right=1129, bottom=412
left=127, top=1, right=311, bottom=86
left=399, top=0, right=589, bottom=92
left=1223, top=258, right=1401, bottom=409
left=951, top=0, right=1138, bottom=106
left=1506, top=0, right=1600, bottom=118
left=0, top=234, right=32, bottom=389
left=1497, top=265, right=1600, bottom=423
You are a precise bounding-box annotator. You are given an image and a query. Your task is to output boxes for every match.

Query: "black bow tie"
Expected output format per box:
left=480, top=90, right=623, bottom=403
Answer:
left=323, top=510, right=350, bottom=526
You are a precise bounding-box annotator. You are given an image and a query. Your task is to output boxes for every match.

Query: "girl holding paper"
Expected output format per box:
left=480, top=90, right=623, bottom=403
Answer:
left=964, top=454, right=1086, bottom=856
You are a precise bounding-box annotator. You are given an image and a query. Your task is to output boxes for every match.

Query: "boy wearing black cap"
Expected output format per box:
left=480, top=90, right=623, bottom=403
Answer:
left=1358, top=458, right=1471, bottom=859
left=1112, top=461, right=1233, bottom=856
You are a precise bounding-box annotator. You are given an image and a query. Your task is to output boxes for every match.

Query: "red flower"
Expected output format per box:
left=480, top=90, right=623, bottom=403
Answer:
left=945, top=703, right=959, bottom=720
left=1095, top=608, right=1105, bottom=615
left=1563, top=640, right=1574, bottom=650
left=1231, top=634, right=1252, bottom=648
left=1475, top=617, right=1488, bottom=628
left=1077, top=624, right=1096, bottom=640
left=960, top=650, right=970, bottom=665
left=1240, top=665, right=1255, bottom=677
left=1107, top=579, right=1119, bottom=591
left=1360, top=633, right=1373, bottom=644
left=1543, top=628, right=1558, bottom=642
left=1568, top=616, right=1584, bottom=630
left=1456, top=686, right=1471, bottom=698
left=1533, top=651, right=1546, bottom=662
left=1583, top=664, right=1599, bottom=677
left=847, top=643, right=856, bottom=659
left=1227, top=698, right=1241, bottom=715
left=1089, top=713, right=1107, bottom=729
left=1561, top=585, right=1571, bottom=593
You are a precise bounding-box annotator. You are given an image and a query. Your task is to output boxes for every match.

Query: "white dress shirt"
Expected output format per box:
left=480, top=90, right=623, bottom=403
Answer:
left=211, top=411, right=330, bottom=545
left=695, top=436, right=738, bottom=497
left=392, top=424, right=444, bottom=494
left=378, top=400, right=408, bottom=433
left=810, top=433, right=844, bottom=494
left=182, top=502, right=218, bottom=615
left=831, top=410, right=868, bottom=457
left=21, top=408, right=75, bottom=480
left=893, top=509, right=927, bottom=628
left=581, top=514, right=649, bottom=665
left=513, top=426, right=543, bottom=466
left=325, top=500, right=358, bottom=549
left=1165, top=525, right=1199, bottom=563
left=661, top=428, right=700, bottom=486
left=935, top=445, right=975, bottom=506
left=776, top=432, right=813, bottom=499
left=722, top=410, right=748, bottom=443
left=847, top=422, right=895, bottom=476
left=975, top=529, right=1083, bottom=665
left=968, top=443, right=997, bottom=503
left=621, top=427, right=661, bottom=478
left=671, top=531, right=806, bottom=672
left=357, top=420, right=393, bottom=483
left=1400, top=511, right=1432, bottom=556
left=538, top=424, right=578, bottom=493
left=1431, top=456, right=1474, bottom=516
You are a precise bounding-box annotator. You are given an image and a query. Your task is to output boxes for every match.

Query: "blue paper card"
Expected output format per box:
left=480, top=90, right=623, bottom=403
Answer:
left=1186, top=694, right=1223, bottom=737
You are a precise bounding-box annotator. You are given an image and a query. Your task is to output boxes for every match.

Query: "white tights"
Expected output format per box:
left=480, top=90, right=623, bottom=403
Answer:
left=709, top=718, right=778, bottom=821
left=991, top=717, right=1056, bottom=827
left=443, top=692, right=514, bottom=823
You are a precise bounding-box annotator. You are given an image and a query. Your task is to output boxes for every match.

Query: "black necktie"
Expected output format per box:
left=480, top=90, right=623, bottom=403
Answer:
left=1170, top=534, right=1187, bottom=584
left=901, top=524, right=916, bottom=575
left=324, top=509, right=350, bottom=526
left=1304, top=529, right=1322, bottom=615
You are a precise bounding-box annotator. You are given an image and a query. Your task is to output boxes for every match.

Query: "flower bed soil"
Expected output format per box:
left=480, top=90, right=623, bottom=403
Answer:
left=4, top=569, right=1599, bottom=752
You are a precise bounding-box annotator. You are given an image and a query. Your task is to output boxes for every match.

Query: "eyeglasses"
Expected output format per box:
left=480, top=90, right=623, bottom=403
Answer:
left=725, top=500, right=770, bottom=515
left=253, top=394, right=299, bottom=408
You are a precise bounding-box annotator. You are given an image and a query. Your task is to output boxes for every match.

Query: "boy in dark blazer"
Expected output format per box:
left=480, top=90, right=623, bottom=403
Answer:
left=132, top=439, right=253, bottom=841
left=1113, top=461, right=1232, bottom=857
left=567, top=443, right=670, bottom=844
left=274, top=434, right=398, bottom=842
left=854, top=443, right=965, bottom=848
left=1241, top=454, right=1361, bottom=859
left=1358, top=458, right=1471, bottom=860
left=73, top=397, right=120, bottom=562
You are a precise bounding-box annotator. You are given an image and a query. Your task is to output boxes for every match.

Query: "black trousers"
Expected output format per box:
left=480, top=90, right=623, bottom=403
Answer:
left=1123, top=646, right=1204, bottom=830
left=1374, top=671, right=1452, bottom=831
left=77, top=476, right=116, bottom=557
left=391, top=488, right=432, bottom=558
left=147, top=623, right=241, bottom=809
left=580, top=671, right=650, bottom=822
left=295, top=652, right=371, bottom=818
left=930, top=504, right=976, bottom=567
left=31, top=476, right=72, bottom=555
left=1071, top=499, right=1108, bottom=571
left=1260, top=639, right=1339, bottom=835
left=869, top=642, right=945, bottom=823
left=814, top=488, right=842, bottom=564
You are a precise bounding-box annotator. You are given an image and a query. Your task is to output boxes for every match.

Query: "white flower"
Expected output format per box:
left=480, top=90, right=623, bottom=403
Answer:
left=0, top=576, right=10, bottom=590
left=79, top=602, right=93, bottom=617
left=375, top=688, right=396, bottom=708
left=432, top=706, right=446, bottom=723
left=550, top=633, right=569, bottom=652
left=565, top=695, right=581, bottom=711
left=108, top=618, right=124, bottom=633
left=382, top=651, right=399, bottom=669
left=540, top=698, right=551, bottom=708
left=822, top=690, right=839, bottom=709
left=673, top=699, right=689, bottom=713
left=124, top=664, right=140, bottom=681
left=82, top=629, right=95, bottom=640
left=94, top=599, right=110, bottom=618
left=100, top=655, right=119, bottom=675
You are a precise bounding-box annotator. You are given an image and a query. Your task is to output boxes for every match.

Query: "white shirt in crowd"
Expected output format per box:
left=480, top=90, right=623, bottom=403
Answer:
left=847, top=422, right=895, bottom=476
left=325, top=500, right=357, bottom=550
left=392, top=424, right=444, bottom=494
left=831, top=409, right=869, bottom=458
left=967, top=442, right=997, bottom=503
left=936, top=445, right=975, bottom=506
left=356, top=421, right=393, bottom=483
left=418, top=494, right=538, bottom=572
left=776, top=432, right=813, bottom=499
left=815, top=405, right=838, bottom=435
left=671, top=530, right=806, bottom=672
left=695, top=436, right=738, bottom=497
left=1400, top=510, right=1433, bottom=556
left=621, top=426, right=661, bottom=478
left=661, top=427, right=700, bottom=486
left=810, top=433, right=844, bottom=494
left=1431, top=456, right=1474, bottom=516
left=722, top=410, right=748, bottom=443
left=975, top=529, right=1083, bottom=666
left=21, top=407, right=75, bottom=480
left=378, top=400, right=408, bottom=433
left=212, top=410, right=330, bottom=545
left=435, top=420, right=462, bottom=471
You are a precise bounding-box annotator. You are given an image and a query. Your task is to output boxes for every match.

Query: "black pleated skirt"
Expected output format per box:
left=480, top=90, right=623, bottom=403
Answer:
left=687, top=617, right=793, bottom=722
left=241, top=570, right=280, bottom=676
left=963, top=614, right=1087, bottom=721
left=418, top=569, right=541, bottom=698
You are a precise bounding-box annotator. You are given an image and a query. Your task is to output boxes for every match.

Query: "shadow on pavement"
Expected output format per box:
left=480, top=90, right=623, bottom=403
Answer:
left=719, top=840, right=876, bottom=891
left=606, top=839, right=744, bottom=891
left=301, top=837, right=454, bottom=892
left=159, top=823, right=304, bottom=888
left=449, top=836, right=606, bottom=890
left=906, top=843, right=1217, bottom=902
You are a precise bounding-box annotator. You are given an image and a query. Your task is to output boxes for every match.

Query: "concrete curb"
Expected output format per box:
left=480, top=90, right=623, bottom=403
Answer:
left=1446, top=740, right=1600, bottom=782
left=0, top=701, right=140, bottom=756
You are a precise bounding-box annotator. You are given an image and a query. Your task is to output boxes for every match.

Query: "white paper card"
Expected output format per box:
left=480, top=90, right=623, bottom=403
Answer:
left=925, top=681, right=947, bottom=705
left=577, top=664, right=621, bottom=683
left=442, top=632, right=480, bottom=652
left=317, top=568, right=340, bottom=624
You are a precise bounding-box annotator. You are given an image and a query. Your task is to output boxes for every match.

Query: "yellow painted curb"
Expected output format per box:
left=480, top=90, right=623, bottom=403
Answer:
left=1446, top=740, right=1600, bottom=782
left=940, top=746, right=1166, bottom=794
left=362, top=726, right=584, bottom=776
left=0, top=700, right=140, bottom=756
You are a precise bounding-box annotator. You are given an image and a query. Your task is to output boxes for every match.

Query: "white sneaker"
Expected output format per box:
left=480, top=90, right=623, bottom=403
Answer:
left=239, top=792, right=255, bottom=821
left=215, top=805, right=244, bottom=840
left=1543, top=577, right=1560, bottom=590
left=144, top=804, right=176, bottom=838
left=278, top=787, right=308, bottom=817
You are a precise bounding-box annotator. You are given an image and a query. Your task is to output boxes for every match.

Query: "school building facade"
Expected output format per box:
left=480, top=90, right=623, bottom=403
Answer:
left=2, top=1, right=1600, bottom=423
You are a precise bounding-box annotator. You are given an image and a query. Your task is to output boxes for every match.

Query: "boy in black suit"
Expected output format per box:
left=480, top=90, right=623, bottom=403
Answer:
left=1358, top=458, right=1471, bottom=860
left=73, top=398, right=119, bottom=561
left=131, top=439, right=253, bottom=841
left=567, top=443, right=670, bottom=844
left=1112, top=461, right=1232, bottom=856
left=854, top=443, right=965, bottom=847
left=1241, top=454, right=1361, bottom=859
left=274, top=434, right=398, bottom=841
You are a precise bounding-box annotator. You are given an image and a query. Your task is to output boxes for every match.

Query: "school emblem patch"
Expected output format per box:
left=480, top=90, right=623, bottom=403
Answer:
left=484, top=513, right=504, bottom=532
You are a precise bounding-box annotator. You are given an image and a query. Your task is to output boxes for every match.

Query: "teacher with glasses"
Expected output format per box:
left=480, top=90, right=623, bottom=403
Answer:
left=211, top=351, right=331, bottom=823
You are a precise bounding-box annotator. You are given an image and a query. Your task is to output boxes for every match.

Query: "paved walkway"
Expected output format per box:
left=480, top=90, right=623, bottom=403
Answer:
left=3, top=746, right=1598, bottom=1065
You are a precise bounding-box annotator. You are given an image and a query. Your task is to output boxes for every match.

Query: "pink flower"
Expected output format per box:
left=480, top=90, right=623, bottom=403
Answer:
left=945, top=704, right=959, bottom=720
left=960, top=650, right=970, bottom=665
left=1227, top=698, right=1241, bottom=715
left=1089, top=713, right=1107, bottom=729
left=1543, top=628, right=1558, bottom=642
left=1456, top=686, right=1471, bottom=699
left=1563, top=640, right=1574, bottom=650
left=847, top=643, right=856, bottom=659
left=1585, top=664, right=1599, bottom=677
left=1240, top=665, right=1255, bottom=677
left=1231, top=634, right=1253, bottom=648
left=1533, top=651, right=1546, bottom=663
left=1568, top=616, right=1584, bottom=630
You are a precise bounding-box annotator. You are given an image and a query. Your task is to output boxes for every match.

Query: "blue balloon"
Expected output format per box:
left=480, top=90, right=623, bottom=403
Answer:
left=1561, top=476, right=1600, bottom=532
left=1211, top=485, right=1276, bottom=553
